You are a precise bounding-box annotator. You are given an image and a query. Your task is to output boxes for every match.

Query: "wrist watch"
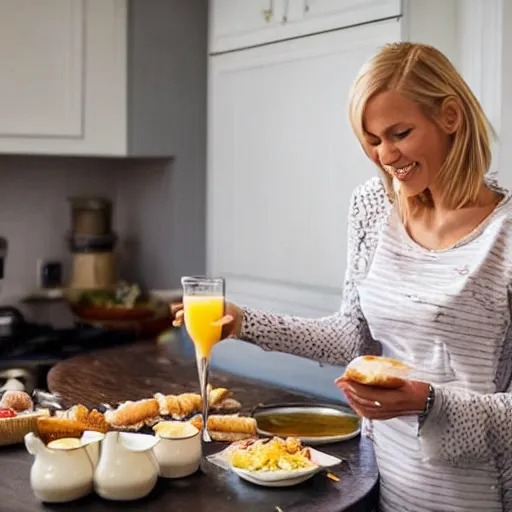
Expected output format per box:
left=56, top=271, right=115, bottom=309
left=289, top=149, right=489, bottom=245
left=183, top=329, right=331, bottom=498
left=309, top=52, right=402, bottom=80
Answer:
left=418, top=384, right=435, bottom=429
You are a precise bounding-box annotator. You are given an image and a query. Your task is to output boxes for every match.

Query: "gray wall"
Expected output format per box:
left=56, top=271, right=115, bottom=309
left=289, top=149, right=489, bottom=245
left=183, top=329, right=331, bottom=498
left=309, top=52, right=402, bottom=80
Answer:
left=0, top=155, right=208, bottom=301
left=0, top=156, right=121, bottom=302
left=124, top=0, right=209, bottom=286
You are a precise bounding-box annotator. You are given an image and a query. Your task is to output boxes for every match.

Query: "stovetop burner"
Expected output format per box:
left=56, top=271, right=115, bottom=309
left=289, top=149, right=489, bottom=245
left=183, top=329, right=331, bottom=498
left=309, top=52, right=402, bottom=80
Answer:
left=0, top=319, right=139, bottom=394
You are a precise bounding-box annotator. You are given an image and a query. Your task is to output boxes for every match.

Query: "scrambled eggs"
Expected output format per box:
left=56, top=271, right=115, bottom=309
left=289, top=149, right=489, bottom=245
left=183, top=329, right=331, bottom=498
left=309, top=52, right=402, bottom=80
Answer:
left=229, top=437, right=316, bottom=471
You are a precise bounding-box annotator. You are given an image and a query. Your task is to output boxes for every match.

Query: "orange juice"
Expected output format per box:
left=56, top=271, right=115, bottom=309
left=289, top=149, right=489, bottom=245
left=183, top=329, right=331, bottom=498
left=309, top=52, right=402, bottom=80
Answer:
left=183, top=295, right=224, bottom=359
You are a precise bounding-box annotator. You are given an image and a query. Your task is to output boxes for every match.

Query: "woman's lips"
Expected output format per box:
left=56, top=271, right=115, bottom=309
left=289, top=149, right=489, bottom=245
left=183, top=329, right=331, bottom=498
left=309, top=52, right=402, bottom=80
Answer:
left=385, top=162, right=418, bottom=181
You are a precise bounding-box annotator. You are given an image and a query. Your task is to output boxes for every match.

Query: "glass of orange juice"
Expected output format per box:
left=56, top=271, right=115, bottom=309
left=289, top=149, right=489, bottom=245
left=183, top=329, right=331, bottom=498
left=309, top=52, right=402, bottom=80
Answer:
left=181, top=276, right=225, bottom=442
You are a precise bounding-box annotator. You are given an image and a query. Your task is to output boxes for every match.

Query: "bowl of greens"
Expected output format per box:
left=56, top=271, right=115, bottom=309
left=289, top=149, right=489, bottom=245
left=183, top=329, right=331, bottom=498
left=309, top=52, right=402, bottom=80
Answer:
left=65, top=282, right=158, bottom=322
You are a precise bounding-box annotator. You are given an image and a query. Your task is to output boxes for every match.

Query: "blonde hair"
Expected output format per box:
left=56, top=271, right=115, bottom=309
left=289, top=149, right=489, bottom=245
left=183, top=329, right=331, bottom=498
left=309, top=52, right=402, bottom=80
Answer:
left=348, top=42, right=494, bottom=213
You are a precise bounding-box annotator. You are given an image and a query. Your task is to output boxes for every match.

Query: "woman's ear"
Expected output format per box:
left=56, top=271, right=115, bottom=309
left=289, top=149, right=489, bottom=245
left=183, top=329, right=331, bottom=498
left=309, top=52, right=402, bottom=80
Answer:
left=439, top=97, right=462, bottom=134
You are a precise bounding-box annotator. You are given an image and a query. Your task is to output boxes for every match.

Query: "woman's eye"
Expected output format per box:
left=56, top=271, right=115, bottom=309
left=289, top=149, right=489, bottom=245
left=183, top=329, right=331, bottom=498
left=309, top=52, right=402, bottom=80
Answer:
left=394, top=129, right=412, bottom=140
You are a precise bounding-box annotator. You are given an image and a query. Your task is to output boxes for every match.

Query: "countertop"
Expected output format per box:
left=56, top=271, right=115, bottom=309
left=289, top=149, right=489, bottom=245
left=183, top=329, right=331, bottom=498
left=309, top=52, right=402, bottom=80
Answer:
left=0, top=338, right=379, bottom=512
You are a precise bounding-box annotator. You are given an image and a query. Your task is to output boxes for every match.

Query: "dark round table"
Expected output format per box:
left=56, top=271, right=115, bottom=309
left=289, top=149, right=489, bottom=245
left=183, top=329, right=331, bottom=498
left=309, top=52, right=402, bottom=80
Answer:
left=0, top=338, right=379, bottom=512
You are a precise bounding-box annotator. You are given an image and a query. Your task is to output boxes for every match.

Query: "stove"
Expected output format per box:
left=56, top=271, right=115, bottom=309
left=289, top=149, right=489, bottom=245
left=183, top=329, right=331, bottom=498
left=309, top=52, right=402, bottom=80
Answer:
left=0, top=236, right=139, bottom=393
left=0, top=317, right=138, bottom=393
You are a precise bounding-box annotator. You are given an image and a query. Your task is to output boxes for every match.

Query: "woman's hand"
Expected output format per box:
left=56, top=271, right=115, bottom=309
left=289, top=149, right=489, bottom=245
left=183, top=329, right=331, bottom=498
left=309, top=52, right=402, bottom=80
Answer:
left=335, top=377, right=430, bottom=420
left=170, top=301, right=244, bottom=339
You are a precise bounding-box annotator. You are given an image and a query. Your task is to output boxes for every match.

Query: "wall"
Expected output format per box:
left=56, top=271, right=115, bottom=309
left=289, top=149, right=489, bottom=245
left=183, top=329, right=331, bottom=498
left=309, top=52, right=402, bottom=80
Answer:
left=0, top=156, right=122, bottom=303
left=122, top=0, right=209, bottom=286
left=0, top=154, right=208, bottom=304
left=498, top=0, right=512, bottom=189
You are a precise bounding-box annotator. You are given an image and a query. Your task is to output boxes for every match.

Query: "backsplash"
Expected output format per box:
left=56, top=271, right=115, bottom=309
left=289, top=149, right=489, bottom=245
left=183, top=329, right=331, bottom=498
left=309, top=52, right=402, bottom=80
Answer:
left=0, top=156, right=114, bottom=302
left=0, top=155, right=204, bottom=304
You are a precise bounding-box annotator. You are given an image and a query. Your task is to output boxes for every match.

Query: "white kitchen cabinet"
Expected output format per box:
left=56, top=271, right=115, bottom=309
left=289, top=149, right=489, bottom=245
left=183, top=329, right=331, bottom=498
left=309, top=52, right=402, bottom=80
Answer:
left=0, top=0, right=203, bottom=157
left=209, top=0, right=401, bottom=54
left=0, top=1, right=84, bottom=140
left=209, top=0, right=287, bottom=54
left=207, top=18, right=401, bottom=315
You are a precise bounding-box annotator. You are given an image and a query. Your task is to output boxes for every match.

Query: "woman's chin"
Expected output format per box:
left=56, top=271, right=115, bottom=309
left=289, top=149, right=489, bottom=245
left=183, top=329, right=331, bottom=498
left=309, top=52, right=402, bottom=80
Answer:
left=401, top=185, right=427, bottom=198
left=395, top=176, right=429, bottom=199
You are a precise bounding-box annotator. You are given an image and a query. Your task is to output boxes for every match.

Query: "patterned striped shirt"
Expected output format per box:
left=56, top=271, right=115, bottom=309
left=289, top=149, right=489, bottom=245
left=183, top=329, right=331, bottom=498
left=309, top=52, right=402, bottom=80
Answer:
left=240, top=176, right=512, bottom=512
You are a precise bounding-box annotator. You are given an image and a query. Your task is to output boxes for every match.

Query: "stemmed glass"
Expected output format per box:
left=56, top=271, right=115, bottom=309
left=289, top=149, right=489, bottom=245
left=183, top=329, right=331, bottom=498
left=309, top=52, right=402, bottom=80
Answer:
left=181, top=276, right=225, bottom=442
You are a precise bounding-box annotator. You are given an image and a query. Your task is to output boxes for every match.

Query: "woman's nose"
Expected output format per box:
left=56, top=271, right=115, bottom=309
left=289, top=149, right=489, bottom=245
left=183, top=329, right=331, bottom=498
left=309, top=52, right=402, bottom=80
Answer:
left=378, top=141, right=400, bottom=166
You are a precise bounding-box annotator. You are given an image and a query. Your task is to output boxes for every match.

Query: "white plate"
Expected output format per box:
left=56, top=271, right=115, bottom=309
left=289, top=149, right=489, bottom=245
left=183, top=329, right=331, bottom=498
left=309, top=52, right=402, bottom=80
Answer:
left=228, top=447, right=342, bottom=488
left=253, top=405, right=361, bottom=446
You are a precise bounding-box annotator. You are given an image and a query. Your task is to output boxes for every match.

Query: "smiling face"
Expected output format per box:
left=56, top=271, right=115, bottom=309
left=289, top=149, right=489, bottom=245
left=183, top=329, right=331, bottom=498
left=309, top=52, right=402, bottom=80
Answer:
left=363, top=90, right=453, bottom=198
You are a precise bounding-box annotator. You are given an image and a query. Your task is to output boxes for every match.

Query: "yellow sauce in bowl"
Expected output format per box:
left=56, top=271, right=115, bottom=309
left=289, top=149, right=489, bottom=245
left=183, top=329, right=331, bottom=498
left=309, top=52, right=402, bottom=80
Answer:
left=256, top=411, right=360, bottom=438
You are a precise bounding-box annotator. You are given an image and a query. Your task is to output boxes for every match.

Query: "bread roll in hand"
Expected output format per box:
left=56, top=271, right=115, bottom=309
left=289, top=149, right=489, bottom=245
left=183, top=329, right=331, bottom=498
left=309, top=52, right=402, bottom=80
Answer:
left=341, top=355, right=412, bottom=389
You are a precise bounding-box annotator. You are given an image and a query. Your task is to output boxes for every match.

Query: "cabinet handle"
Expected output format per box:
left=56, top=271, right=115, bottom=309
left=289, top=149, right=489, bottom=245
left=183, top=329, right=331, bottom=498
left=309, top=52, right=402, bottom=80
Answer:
left=262, top=0, right=273, bottom=22
left=304, top=0, right=310, bottom=13
left=282, top=0, right=290, bottom=24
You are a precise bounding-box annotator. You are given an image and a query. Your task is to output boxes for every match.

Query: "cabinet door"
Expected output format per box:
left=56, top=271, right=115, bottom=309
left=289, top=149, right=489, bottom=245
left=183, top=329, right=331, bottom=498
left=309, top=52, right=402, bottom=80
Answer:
left=208, top=19, right=401, bottom=315
left=209, top=0, right=287, bottom=54
left=287, top=0, right=401, bottom=37
left=0, top=0, right=83, bottom=137
left=0, top=0, right=127, bottom=156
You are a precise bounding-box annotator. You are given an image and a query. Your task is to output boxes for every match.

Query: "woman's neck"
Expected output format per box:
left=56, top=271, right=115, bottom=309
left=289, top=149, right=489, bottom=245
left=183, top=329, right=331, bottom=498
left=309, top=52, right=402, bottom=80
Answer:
left=424, top=181, right=500, bottom=213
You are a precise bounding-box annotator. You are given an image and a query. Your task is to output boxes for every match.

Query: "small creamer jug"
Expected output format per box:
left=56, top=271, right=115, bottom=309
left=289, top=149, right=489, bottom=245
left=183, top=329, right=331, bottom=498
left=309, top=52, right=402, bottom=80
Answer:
left=93, top=431, right=160, bottom=501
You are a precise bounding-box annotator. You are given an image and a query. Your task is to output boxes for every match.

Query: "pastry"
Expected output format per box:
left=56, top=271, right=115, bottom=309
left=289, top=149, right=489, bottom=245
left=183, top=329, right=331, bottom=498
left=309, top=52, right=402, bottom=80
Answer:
left=154, top=392, right=203, bottom=419
left=189, top=414, right=257, bottom=442
left=0, top=391, right=33, bottom=412
left=213, top=397, right=241, bottom=413
left=104, top=398, right=160, bottom=431
left=341, top=355, right=412, bottom=388
left=36, top=417, right=90, bottom=444
left=208, top=386, right=230, bottom=406
left=56, top=404, right=109, bottom=433
left=154, top=386, right=241, bottom=420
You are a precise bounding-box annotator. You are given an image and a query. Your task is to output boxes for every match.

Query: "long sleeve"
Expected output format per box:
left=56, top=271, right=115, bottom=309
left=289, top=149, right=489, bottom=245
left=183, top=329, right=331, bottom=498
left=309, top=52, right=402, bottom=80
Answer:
left=239, top=177, right=390, bottom=366
left=419, top=384, right=512, bottom=466
left=418, top=283, right=512, bottom=470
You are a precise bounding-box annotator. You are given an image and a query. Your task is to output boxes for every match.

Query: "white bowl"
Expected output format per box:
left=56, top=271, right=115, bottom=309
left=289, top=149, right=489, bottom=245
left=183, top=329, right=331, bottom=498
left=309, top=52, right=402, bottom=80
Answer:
left=231, top=466, right=321, bottom=487
left=228, top=447, right=342, bottom=488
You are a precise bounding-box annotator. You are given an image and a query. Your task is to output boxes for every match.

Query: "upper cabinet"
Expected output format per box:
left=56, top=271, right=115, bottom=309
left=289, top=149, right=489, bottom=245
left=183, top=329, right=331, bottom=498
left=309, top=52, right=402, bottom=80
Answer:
left=209, top=0, right=401, bottom=54
left=0, top=1, right=85, bottom=140
left=0, top=0, right=206, bottom=157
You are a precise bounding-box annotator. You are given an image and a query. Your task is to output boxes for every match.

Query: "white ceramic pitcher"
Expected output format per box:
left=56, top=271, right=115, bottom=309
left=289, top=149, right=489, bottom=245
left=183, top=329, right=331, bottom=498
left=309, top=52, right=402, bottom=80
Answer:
left=24, top=432, right=101, bottom=503
left=93, top=431, right=160, bottom=501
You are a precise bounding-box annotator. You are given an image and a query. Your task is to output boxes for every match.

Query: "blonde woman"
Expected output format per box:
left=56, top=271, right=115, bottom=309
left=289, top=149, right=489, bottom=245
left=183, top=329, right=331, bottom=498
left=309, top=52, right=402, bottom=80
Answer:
left=174, top=42, right=512, bottom=511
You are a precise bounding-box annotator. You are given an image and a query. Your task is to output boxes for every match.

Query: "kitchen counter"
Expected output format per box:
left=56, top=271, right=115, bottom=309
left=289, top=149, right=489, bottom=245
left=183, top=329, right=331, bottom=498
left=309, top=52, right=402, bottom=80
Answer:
left=0, top=339, right=379, bottom=512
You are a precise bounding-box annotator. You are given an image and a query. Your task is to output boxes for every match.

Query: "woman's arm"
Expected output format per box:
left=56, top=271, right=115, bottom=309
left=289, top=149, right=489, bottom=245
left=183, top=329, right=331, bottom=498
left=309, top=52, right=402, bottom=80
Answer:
left=418, top=384, right=512, bottom=465
left=238, top=177, right=389, bottom=366
left=240, top=279, right=378, bottom=366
